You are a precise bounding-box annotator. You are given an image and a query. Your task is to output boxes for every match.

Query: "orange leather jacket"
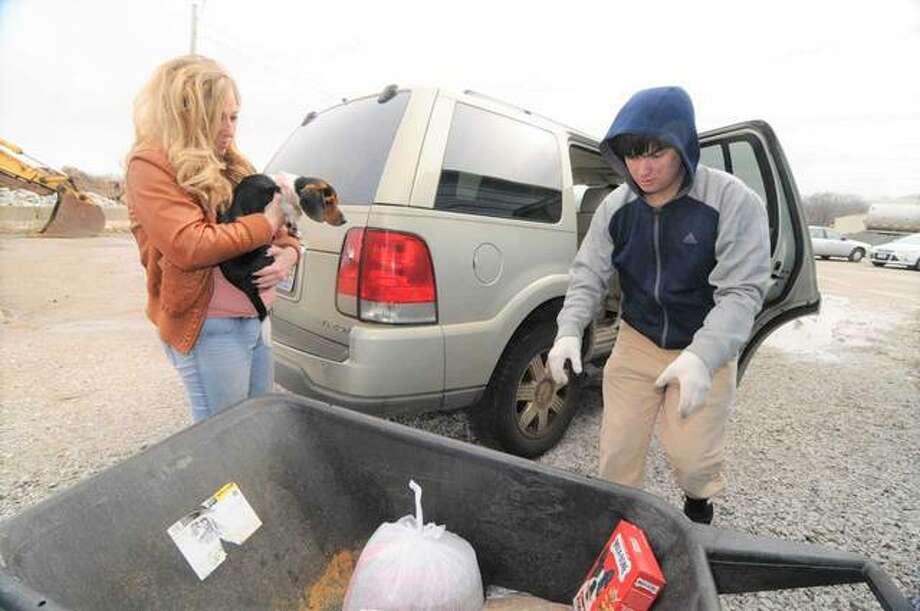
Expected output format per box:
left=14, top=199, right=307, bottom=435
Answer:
left=125, top=148, right=300, bottom=352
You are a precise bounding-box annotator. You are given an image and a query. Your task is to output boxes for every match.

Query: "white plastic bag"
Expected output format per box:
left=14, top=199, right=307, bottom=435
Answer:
left=343, top=480, right=484, bottom=611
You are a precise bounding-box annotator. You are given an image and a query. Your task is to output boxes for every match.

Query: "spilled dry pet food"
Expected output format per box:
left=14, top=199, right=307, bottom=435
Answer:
left=300, top=549, right=358, bottom=611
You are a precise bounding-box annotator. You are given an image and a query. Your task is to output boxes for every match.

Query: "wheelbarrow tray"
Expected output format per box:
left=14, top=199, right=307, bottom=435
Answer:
left=0, top=395, right=909, bottom=610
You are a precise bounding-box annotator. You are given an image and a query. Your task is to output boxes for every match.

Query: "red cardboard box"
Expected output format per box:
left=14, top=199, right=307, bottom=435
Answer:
left=573, top=519, right=666, bottom=611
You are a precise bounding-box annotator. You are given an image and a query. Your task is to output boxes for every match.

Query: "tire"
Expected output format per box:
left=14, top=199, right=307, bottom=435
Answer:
left=819, top=255, right=830, bottom=260
left=872, top=262, right=885, bottom=268
left=470, top=323, right=581, bottom=458
left=848, top=248, right=865, bottom=262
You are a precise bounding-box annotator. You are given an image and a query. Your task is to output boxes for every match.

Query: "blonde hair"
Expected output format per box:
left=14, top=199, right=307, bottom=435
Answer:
left=130, top=55, right=254, bottom=213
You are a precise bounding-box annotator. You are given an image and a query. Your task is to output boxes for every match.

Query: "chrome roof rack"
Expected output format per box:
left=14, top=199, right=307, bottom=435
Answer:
left=462, top=89, right=588, bottom=136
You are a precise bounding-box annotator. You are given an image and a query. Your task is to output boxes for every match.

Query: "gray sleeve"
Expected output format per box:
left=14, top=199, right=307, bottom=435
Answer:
left=555, top=193, right=618, bottom=340
left=686, top=182, right=771, bottom=372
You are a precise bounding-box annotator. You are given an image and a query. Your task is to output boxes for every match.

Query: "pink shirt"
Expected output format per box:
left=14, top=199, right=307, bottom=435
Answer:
left=207, top=266, right=276, bottom=318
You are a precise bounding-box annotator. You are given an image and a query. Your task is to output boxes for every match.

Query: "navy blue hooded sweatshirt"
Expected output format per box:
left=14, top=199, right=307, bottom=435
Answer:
left=556, top=87, right=771, bottom=372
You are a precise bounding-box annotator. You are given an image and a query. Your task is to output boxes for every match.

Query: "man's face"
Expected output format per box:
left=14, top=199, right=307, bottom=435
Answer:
left=624, top=147, right=684, bottom=205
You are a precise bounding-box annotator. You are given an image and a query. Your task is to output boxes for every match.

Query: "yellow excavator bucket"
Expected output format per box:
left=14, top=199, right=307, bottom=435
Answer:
left=40, top=190, right=106, bottom=237
left=0, top=136, right=107, bottom=237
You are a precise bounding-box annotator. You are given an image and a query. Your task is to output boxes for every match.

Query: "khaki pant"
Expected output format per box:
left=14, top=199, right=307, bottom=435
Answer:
left=599, top=321, right=737, bottom=499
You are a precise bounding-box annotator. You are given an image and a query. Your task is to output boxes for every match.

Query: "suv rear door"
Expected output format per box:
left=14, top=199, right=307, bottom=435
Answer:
left=697, top=121, right=820, bottom=376
left=263, top=89, right=428, bottom=362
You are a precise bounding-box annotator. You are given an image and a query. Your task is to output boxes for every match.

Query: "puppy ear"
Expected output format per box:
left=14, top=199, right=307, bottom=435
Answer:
left=297, top=186, right=326, bottom=223
left=321, top=183, right=345, bottom=225
left=308, top=179, right=336, bottom=203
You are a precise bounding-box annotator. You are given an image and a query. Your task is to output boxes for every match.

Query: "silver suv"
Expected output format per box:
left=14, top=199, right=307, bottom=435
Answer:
left=265, top=86, right=820, bottom=457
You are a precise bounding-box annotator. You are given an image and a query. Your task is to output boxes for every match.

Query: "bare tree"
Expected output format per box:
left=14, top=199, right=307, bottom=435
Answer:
left=802, top=192, right=869, bottom=226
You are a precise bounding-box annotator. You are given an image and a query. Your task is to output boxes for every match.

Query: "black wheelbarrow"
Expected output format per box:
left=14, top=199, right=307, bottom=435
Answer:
left=0, top=395, right=911, bottom=610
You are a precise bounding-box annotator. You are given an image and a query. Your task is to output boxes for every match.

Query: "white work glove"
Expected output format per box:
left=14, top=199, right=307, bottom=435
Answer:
left=655, top=351, right=712, bottom=418
left=547, top=336, right=582, bottom=386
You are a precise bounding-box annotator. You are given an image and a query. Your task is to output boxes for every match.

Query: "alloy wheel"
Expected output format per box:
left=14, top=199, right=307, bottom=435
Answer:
left=513, top=351, right=568, bottom=438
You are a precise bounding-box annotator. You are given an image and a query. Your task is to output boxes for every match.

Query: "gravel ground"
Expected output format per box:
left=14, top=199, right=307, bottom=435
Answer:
left=1, top=235, right=918, bottom=610
left=396, top=275, right=920, bottom=610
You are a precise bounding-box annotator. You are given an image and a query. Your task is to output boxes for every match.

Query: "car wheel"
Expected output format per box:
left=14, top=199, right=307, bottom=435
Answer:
left=871, top=262, right=885, bottom=267
left=819, top=255, right=830, bottom=260
left=470, top=322, right=581, bottom=458
left=849, top=248, right=865, bottom=262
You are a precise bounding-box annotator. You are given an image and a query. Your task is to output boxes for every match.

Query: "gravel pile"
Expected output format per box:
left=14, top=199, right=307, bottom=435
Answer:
left=0, top=187, right=57, bottom=206
left=394, top=314, right=920, bottom=610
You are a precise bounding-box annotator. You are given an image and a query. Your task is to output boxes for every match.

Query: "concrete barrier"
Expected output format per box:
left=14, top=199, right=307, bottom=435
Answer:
left=0, top=206, right=130, bottom=234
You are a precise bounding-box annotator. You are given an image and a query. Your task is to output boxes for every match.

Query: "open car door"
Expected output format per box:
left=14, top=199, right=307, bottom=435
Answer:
left=698, top=121, right=820, bottom=378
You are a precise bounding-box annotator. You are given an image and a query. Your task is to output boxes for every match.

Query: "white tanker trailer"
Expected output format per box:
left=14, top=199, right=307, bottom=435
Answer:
left=865, top=203, right=920, bottom=234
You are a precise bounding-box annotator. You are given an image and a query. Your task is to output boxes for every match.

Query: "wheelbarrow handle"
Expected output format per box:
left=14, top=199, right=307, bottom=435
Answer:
left=692, top=524, right=912, bottom=611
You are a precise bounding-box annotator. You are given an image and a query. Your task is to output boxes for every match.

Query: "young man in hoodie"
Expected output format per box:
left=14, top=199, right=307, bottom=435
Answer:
left=547, top=87, right=771, bottom=524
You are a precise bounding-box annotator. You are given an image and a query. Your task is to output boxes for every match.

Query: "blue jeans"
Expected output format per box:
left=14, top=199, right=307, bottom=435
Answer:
left=163, top=317, right=274, bottom=423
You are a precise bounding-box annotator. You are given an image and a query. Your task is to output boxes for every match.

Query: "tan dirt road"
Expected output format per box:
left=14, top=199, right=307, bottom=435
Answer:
left=1, top=235, right=188, bottom=517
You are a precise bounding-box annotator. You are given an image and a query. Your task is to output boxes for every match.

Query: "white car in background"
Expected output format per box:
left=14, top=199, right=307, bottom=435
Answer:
left=869, top=233, right=920, bottom=270
left=809, top=226, right=871, bottom=262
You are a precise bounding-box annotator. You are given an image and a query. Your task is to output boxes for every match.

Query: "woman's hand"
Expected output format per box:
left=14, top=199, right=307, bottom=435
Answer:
left=253, top=245, right=298, bottom=290
left=263, top=193, right=285, bottom=233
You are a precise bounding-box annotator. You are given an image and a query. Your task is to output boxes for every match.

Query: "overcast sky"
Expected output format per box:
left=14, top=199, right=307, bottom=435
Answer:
left=2, top=0, right=918, bottom=199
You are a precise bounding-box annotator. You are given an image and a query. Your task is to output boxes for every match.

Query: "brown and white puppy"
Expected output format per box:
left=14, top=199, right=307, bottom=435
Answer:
left=293, top=176, right=345, bottom=227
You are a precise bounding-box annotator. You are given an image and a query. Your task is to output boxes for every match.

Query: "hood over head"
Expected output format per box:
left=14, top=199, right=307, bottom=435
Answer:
left=599, top=86, right=699, bottom=197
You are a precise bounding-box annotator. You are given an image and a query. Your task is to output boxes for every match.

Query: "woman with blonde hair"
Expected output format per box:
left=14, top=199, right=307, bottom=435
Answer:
left=125, top=55, right=300, bottom=423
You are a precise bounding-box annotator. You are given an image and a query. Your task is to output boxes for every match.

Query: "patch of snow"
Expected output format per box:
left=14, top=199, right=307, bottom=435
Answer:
left=763, top=294, right=906, bottom=362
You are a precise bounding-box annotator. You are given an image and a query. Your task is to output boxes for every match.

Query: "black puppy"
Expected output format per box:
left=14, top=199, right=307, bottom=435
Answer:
left=219, top=174, right=346, bottom=320
left=218, top=175, right=280, bottom=320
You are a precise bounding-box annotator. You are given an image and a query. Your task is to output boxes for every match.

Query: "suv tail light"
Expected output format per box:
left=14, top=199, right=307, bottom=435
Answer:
left=336, top=228, right=438, bottom=324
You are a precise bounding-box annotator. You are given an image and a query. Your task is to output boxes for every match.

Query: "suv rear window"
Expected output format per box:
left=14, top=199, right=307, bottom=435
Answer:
left=435, top=103, right=562, bottom=223
left=264, top=92, right=410, bottom=205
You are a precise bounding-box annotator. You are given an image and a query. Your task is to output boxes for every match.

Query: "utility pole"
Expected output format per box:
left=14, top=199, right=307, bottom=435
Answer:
left=190, top=0, right=201, bottom=54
